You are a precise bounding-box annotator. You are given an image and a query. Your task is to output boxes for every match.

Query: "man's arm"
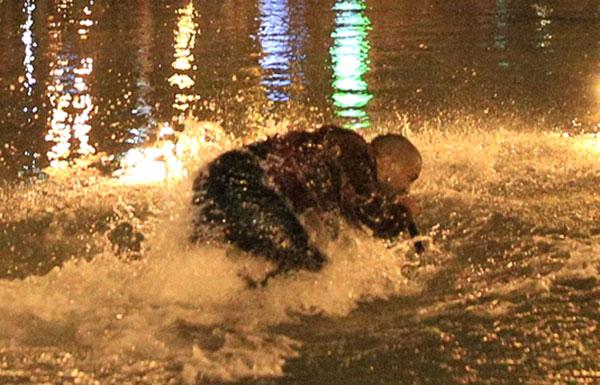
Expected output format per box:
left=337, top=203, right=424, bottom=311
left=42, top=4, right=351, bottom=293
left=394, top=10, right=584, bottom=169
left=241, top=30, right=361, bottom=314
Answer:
left=323, top=126, right=423, bottom=251
left=345, top=189, right=412, bottom=239
left=346, top=189, right=424, bottom=252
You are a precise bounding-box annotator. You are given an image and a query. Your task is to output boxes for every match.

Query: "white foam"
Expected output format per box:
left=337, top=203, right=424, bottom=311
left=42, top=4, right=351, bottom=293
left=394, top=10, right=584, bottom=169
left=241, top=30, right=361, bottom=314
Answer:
left=0, top=120, right=439, bottom=382
left=1, top=117, right=598, bottom=382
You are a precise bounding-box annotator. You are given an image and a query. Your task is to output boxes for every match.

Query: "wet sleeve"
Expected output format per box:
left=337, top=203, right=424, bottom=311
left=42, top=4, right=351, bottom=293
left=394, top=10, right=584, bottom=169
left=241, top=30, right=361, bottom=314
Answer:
left=350, top=193, right=412, bottom=239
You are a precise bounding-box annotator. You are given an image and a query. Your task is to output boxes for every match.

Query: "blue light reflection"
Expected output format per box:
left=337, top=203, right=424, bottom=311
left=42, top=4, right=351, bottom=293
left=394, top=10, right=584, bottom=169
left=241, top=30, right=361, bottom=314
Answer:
left=258, top=0, right=293, bottom=102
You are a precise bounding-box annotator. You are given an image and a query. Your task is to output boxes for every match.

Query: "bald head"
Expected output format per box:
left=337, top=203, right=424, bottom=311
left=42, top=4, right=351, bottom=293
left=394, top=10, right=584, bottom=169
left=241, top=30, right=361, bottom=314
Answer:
left=371, top=134, right=422, bottom=196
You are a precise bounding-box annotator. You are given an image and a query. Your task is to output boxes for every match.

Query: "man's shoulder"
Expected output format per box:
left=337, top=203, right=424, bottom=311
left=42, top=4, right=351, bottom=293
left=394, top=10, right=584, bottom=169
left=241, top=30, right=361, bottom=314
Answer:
left=318, top=124, right=365, bottom=140
left=247, top=125, right=369, bottom=157
left=316, top=125, right=370, bottom=153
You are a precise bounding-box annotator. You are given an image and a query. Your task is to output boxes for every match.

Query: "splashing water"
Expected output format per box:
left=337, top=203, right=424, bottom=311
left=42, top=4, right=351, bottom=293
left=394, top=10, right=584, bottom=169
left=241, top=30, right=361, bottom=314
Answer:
left=0, top=119, right=435, bottom=383
left=1, top=117, right=599, bottom=384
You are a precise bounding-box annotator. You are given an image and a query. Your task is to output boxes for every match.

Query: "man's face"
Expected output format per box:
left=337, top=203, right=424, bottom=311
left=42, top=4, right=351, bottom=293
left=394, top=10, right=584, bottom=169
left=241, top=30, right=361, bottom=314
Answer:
left=376, top=154, right=421, bottom=197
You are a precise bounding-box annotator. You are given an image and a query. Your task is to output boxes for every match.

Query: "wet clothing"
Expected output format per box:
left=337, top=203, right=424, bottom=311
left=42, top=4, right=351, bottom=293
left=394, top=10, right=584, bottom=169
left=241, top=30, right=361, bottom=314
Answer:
left=192, top=125, right=413, bottom=274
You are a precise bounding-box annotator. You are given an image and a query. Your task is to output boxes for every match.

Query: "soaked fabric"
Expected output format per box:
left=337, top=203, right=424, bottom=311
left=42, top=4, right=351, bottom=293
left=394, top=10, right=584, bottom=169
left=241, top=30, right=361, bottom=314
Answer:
left=192, top=150, right=325, bottom=274
left=192, top=125, right=413, bottom=272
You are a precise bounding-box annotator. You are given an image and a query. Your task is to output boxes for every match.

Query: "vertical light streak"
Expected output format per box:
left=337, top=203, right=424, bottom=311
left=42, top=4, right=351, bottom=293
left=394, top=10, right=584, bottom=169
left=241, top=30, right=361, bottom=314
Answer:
left=168, top=1, right=200, bottom=127
left=21, top=0, right=37, bottom=96
left=116, top=1, right=198, bottom=184
left=128, top=0, right=155, bottom=145
left=494, top=0, right=508, bottom=49
left=18, top=0, right=42, bottom=177
left=258, top=0, right=292, bottom=102
left=330, top=0, right=373, bottom=129
left=45, top=0, right=96, bottom=169
left=533, top=4, right=552, bottom=49
left=494, top=0, right=509, bottom=68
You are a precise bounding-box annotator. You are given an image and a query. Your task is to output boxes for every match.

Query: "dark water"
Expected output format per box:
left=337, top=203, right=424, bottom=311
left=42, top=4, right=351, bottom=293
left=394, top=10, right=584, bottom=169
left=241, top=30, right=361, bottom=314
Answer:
left=2, top=0, right=600, bottom=180
left=1, top=1, right=600, bottom=384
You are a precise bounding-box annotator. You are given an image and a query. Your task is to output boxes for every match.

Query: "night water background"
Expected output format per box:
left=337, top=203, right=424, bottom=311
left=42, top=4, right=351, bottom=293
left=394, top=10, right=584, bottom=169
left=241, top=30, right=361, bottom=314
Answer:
left=1, top=0, right=600, bottom=384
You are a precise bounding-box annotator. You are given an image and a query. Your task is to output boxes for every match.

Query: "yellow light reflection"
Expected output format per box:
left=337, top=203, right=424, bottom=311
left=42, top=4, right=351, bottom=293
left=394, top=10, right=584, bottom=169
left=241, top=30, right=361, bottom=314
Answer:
left=115, top=124, right=196, bottom=185
left=579, top=133, right=600, bottom=153
left=560, top=132, right=600, bottom=156
left=114, top=122, right=228, bottom=185
left=127, top=0, right=154, bottom=145
left=116, top=141, right=180, bottom=185
left=45, top=0, right=96, bottom=169
left=168, top=1, right=200, bottom=126
left=591, top=76, right=600, bottom=123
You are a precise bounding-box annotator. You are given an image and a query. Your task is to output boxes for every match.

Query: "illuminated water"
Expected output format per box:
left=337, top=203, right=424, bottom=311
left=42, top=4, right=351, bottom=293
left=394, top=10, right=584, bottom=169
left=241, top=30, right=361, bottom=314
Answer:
left=1, top=1, right=600, bottom=384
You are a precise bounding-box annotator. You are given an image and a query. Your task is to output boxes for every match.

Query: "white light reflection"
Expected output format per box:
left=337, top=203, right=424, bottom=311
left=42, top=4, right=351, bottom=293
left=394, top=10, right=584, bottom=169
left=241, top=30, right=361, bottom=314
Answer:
left=258, top=0, right=293, bottom=102
left=115, top=123, right=213, bottom=185
left=330, top=0, right=373, bottom=129
left=533, top=4, right=552, bottom=49
left=168, top=1, right=200, bottom=127
left=494, top=0, right=508, bottom=49
left=560, top=132, right=600, bottom=156
left=118, top=2, right=201, bottom=184
left=18, top=0, right=41, bottom=178
left=127, top=0, right=155, bottom=145
left=116, top=139, right=181, bottom=185
left=578, top=133, right=600, bottom=154
left=21, top=0, right=37, bottom=96
left=114, top=122, right=232, bottom=185
left=494, top=0, right=510, bottom=69
left=44, top=0, right=96, bottom=169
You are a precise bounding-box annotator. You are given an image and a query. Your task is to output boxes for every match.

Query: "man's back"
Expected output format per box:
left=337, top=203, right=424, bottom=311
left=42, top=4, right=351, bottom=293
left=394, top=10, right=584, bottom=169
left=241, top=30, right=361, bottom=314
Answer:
left=247, top=125, right=377, bottom=214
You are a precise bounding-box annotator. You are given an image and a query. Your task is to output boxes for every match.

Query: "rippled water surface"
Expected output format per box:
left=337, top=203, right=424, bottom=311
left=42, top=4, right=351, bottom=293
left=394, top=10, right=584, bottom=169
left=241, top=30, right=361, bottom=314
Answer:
left=1, top=1, right=600, bottom=384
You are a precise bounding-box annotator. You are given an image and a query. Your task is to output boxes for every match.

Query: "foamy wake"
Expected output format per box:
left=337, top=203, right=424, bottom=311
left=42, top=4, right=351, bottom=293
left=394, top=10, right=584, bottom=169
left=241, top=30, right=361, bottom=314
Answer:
left=1, top=118, right=598, bottom=382
left=0, top=120, right=441, bottom=383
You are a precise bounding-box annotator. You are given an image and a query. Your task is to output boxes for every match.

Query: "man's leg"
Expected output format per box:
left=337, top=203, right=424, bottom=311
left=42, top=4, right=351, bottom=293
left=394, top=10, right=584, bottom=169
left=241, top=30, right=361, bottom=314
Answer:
left=194, top=151, right=326, bottom=277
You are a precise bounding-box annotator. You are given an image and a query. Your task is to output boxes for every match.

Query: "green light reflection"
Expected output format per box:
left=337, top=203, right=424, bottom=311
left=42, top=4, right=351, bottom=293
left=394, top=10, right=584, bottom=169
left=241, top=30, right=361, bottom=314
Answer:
left=330, top=0, right=372, bottom=129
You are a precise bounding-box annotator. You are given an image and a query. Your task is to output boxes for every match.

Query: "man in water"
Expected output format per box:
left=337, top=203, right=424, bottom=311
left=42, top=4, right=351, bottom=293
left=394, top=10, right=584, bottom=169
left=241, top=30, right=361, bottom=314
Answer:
left=191, top=125, right=423, bottom=285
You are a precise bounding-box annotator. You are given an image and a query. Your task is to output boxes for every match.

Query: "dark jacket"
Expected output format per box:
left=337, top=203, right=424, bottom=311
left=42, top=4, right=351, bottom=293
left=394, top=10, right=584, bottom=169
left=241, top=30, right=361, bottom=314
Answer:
left=246, top=125, right=411, bottom=239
